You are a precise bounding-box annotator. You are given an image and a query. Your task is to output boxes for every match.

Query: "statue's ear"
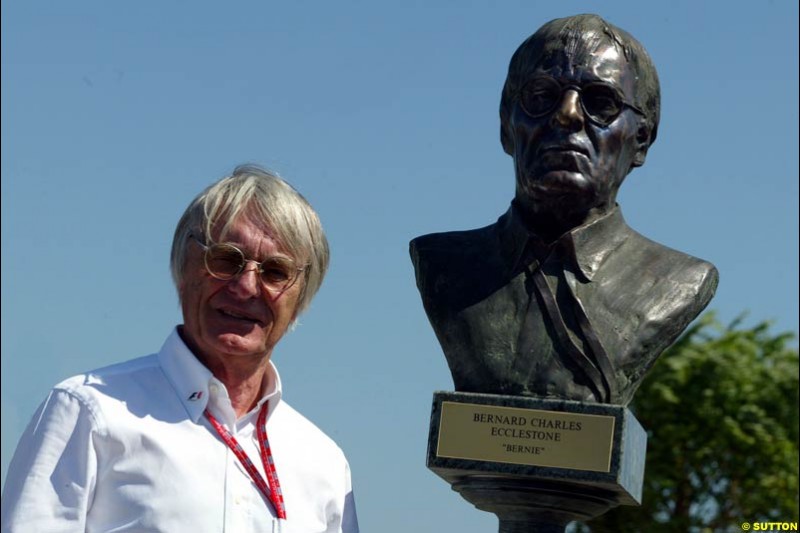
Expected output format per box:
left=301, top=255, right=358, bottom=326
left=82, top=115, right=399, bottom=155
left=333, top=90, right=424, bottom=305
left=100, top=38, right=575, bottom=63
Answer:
left=500, top=117, right=514, bottom=156
left=631, top=120, right=651, bottom=168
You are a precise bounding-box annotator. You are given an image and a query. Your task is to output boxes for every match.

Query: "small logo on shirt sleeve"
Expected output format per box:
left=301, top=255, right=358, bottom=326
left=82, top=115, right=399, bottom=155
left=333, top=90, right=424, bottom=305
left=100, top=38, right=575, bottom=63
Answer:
left=188, top=391, right=204, bottom=401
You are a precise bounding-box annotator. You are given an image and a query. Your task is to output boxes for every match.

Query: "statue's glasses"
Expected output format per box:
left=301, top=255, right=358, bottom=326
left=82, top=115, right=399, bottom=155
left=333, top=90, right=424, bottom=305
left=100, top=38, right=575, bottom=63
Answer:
left=192, top=237, right=307, bottom=293
left=518, top=76, right=645, bottom=127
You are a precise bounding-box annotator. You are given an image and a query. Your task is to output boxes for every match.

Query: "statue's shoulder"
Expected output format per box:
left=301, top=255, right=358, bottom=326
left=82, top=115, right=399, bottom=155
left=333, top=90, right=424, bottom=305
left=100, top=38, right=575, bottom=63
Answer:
left=409, top=221, right=498, bottom=267
left=622, top=227, right=719, bottom=308
left=409, top=220, right=501, bottom=303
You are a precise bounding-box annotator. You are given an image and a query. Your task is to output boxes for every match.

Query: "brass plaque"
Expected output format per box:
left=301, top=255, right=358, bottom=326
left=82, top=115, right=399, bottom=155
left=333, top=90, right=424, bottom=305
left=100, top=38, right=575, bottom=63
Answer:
left=436, top=401, right=615, bottom=472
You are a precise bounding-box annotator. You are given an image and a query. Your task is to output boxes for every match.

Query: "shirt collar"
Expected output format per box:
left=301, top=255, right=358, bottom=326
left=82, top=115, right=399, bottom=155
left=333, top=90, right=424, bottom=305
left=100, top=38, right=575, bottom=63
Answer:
left=499, top=202, right=629, bottom=282
left=157, top=328, right=283, bottom=423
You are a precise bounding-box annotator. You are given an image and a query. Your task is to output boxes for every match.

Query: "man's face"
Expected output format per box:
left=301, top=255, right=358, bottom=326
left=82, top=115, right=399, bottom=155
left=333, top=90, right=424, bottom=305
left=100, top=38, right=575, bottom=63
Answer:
left=179, top=214, right=304, bottom=367
left=509, top=41, right=647, bottom=223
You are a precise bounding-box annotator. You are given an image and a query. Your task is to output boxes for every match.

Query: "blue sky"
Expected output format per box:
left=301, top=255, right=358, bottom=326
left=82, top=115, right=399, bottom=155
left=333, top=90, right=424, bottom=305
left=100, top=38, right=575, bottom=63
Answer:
left=2, top=2, right=797, bottom=531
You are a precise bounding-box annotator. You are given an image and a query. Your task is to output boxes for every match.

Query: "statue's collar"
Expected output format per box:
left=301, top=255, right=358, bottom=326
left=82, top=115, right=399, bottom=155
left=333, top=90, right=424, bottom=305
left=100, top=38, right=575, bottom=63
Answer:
left=498, top=202, right=629, bottom=282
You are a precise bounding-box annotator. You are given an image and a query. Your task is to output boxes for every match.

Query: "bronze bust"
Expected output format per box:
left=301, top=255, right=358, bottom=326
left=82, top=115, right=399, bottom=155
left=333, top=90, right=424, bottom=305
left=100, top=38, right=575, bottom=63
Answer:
left=410, top=14, right=718, bottom=405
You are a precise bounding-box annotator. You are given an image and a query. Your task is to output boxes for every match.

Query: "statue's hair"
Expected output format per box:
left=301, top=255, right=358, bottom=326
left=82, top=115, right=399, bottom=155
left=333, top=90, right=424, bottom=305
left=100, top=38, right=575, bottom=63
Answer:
left=170, top=164, right=330, bottom=317
left=500, top=14, right=661, bottom=155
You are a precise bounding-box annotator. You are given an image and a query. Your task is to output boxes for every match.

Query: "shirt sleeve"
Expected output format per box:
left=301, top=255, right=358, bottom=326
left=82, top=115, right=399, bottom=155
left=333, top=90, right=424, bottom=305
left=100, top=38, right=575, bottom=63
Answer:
left=340, top=459, right=359, bottom=533
left=1, top=388, right=98, bottom=533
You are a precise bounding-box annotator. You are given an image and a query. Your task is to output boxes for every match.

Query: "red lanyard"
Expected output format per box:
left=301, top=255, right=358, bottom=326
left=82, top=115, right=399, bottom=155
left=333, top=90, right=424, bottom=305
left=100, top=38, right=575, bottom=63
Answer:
left=204, top=402, right=287, bottom=519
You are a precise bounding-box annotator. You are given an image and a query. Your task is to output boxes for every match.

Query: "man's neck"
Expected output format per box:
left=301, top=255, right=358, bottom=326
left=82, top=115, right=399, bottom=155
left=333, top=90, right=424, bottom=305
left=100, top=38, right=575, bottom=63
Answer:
left=177, top=327, right=271, bottom=418
left=210, top=361, right=270, bottom=419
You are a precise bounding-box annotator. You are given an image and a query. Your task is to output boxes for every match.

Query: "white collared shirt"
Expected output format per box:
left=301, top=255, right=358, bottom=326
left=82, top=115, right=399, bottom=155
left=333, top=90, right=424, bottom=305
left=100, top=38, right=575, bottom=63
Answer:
left=1, top=329, right=359, bottom=533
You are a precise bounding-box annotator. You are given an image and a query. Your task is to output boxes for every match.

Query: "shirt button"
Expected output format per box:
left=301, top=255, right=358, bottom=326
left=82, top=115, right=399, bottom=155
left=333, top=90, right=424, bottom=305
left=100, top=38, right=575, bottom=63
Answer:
left=234, top=495, right=242, bottom=505
left=209, top=384, right=219, bottom=394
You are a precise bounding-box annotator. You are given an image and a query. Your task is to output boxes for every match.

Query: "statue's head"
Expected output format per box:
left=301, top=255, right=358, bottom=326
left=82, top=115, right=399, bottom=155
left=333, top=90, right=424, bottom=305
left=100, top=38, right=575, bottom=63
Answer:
left=499, top=14, right=661, bottom=229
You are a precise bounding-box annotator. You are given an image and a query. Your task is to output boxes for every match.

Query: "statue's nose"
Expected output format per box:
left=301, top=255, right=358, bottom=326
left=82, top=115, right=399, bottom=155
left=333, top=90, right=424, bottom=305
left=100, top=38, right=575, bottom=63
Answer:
left=550, top=89, right=584, bottom=131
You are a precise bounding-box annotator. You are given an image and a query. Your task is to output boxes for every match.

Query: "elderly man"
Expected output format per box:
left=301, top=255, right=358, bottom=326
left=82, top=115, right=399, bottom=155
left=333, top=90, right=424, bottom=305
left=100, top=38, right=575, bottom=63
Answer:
left=410, top=14, right=718, bottom=406
left=2, top=165, right=359, bottom=532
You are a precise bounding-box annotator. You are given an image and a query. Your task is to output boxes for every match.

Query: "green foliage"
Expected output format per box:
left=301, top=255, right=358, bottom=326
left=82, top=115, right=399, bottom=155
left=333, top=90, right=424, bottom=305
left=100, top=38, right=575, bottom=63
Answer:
left=583, top=313, right=799, bottom=532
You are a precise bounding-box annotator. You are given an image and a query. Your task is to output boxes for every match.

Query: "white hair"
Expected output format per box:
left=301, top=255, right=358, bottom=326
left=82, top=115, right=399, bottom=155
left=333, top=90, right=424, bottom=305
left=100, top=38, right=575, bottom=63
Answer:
left=170, top=164, right=330, bottom=316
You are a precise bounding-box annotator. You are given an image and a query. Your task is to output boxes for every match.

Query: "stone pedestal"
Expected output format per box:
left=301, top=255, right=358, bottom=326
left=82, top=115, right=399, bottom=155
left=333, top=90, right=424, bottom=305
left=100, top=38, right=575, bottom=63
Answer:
left=427, top=391, right=647, bottom=532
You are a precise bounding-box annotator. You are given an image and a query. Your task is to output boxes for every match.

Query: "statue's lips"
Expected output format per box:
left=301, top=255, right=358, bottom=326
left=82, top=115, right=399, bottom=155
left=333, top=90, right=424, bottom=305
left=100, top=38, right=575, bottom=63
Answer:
left=521, top=148, right=591, bottom=194
left=533, top=150, right=589, bottom=174
left=538, top=143, right=591, bottom=158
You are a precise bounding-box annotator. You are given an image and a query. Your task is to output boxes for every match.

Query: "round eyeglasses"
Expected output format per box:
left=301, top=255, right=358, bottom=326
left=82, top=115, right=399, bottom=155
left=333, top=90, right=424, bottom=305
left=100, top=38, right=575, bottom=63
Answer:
left=192, top=237, right=307, bottom=293
left=518, top=76, right=645, bottom=126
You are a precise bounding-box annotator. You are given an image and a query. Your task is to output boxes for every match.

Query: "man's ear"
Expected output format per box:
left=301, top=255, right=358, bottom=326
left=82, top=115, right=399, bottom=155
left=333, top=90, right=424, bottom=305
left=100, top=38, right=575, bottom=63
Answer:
left=631, top=120, right=651, bottom=168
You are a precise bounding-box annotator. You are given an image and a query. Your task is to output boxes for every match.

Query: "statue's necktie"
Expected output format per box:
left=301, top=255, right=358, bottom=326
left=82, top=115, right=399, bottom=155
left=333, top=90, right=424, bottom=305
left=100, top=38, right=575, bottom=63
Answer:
left=515, top=243, right=617, bottom=403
